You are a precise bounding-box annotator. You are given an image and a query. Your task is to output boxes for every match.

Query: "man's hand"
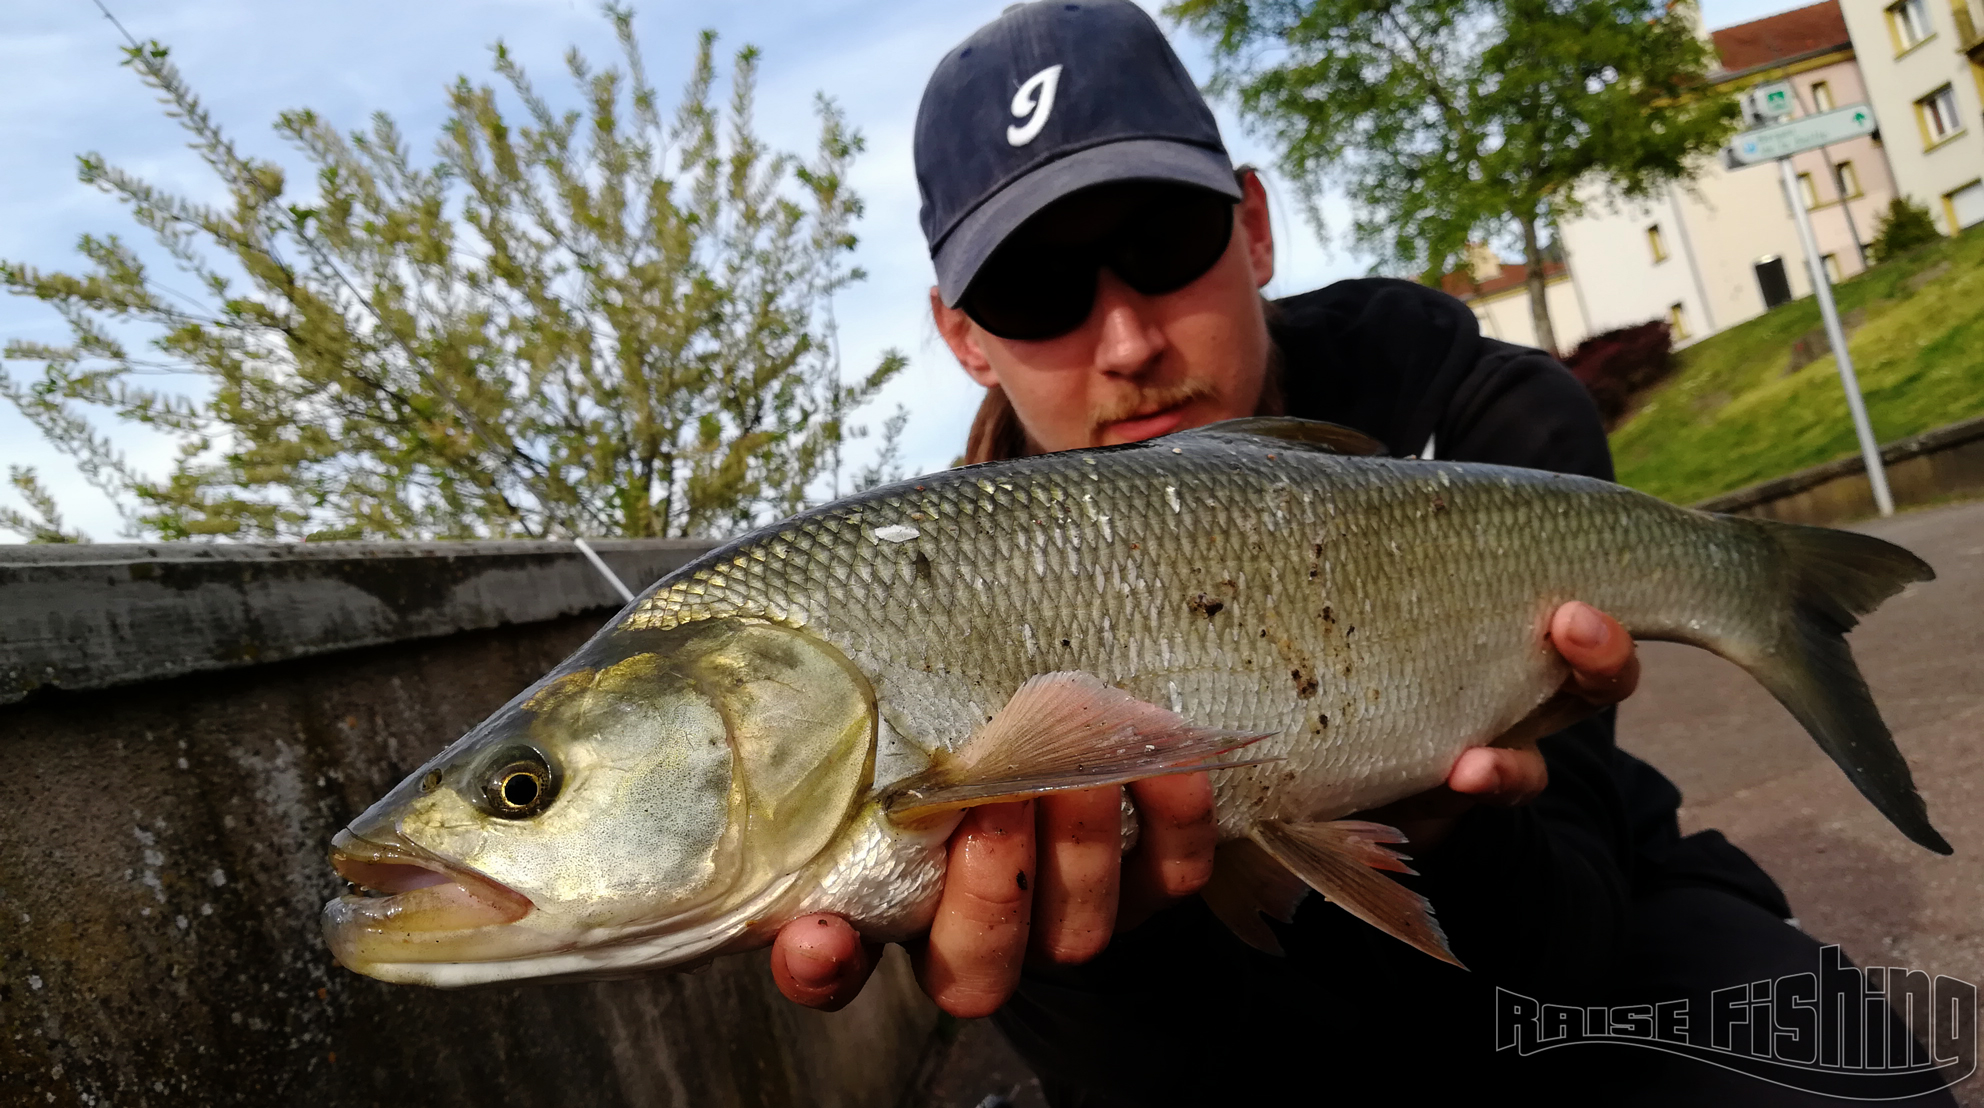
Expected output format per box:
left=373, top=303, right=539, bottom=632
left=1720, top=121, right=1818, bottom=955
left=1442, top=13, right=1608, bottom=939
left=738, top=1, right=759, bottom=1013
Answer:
left=1365, top=600, right=1639, bottom=850
left=769, top=600, right=1637, bottom=1016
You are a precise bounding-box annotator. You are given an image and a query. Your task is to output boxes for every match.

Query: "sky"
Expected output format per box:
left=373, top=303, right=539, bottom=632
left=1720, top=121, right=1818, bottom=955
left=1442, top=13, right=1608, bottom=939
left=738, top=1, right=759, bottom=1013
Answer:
left=0, top=0, right=1799, bottom=541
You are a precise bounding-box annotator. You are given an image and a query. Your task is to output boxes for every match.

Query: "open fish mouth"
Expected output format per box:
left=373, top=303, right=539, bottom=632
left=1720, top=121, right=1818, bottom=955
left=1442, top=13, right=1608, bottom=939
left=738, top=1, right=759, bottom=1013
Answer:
left=323, top=829, right=533, bottom=966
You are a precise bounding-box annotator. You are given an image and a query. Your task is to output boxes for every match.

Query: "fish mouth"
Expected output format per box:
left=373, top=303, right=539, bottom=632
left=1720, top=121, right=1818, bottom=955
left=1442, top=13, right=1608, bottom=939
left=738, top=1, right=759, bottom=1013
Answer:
left=323, top=828, right=533, bottom=967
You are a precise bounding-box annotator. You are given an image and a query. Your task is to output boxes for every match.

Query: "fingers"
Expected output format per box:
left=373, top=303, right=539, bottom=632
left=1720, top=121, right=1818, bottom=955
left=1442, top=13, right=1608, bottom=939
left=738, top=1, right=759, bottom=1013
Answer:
left=1030, top=786, right=1122, bottom=965
left=1549, top=601, right=1640, bottom=705
left=771, top=913, right=879, bottom=1011
left=917, top=800, right=1036, bottom=1019
left=1119, top=771, right=1218, bottom=929
left=1445, top=746, right=1549, bottom=807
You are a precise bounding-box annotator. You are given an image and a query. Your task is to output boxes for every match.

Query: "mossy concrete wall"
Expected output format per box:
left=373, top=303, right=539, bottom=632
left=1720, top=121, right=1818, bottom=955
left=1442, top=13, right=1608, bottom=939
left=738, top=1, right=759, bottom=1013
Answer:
left=0, top=540, right=939, bottom=1107
left=1695, top=414, right=1984, bottom=524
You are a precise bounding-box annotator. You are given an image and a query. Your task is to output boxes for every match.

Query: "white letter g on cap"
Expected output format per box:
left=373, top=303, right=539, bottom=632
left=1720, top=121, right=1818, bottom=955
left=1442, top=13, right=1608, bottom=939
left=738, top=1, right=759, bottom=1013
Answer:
left=1007, top=65, right=1063, bottom=147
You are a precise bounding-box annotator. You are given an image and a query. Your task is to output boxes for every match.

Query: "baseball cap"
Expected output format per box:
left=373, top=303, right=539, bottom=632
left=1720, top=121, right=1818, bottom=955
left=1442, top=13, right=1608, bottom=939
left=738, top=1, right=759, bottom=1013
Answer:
left=914, top=1, right=1241, bottom=306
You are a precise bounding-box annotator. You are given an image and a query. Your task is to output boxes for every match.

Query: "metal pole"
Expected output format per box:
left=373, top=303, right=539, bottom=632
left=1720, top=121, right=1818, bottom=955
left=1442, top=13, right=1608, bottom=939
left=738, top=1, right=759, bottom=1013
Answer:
left=1778, top=156, right=1894, bottom=517
left=573, top=537, right=635, bottom=604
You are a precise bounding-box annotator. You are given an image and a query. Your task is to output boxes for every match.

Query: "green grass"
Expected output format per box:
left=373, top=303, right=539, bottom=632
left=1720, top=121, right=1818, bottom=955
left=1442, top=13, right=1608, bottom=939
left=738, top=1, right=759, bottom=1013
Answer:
left=1610, top=224, right=1984, bottom=505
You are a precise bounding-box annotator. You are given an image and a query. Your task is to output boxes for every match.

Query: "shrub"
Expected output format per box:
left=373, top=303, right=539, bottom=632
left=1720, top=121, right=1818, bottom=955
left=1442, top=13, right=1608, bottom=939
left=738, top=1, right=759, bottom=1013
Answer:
left=1867, top=198, right=1942, bottom=264
left=1563, top=319, right=1674, bottom=427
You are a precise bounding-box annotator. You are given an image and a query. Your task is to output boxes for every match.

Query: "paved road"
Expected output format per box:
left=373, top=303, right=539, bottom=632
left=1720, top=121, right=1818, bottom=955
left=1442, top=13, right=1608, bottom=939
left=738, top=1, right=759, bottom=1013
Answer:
left=919, top=500, right=1984, bottom=1107
left=1618, top=498, right=1984, bottom=1104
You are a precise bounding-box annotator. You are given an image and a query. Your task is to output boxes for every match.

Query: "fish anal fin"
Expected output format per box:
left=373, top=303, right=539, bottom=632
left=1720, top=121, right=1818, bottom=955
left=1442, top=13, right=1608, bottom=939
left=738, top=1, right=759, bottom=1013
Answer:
left=1250, top=819, right=1463, bottom=969
left=1172, top=417, right=1387, bottom=456
left=883, top=671, right=1275, bottom=823
left=1201, top=838, right=1310, bottom=955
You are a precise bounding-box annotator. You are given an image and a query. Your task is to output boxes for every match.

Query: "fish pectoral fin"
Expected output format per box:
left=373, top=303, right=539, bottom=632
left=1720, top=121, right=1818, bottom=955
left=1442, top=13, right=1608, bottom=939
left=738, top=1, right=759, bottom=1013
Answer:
left=1249, top=819, right=1463, bottom=969
left=882, top=671, right=1275, bottom=823
left=1171, top=417, right=1387, bottom=456
left=1200, top=838, right=1310, bottom=955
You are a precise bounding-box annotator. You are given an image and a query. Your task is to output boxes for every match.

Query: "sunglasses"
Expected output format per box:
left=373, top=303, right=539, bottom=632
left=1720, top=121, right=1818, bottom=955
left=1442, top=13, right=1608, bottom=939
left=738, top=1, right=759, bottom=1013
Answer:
left=959, top=186, right=1237, bottom=342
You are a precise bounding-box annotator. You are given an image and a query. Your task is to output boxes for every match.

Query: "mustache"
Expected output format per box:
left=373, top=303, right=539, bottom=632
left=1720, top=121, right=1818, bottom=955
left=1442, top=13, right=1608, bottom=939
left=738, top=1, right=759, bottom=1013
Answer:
left=1090, top=379, right=1218, bottom=432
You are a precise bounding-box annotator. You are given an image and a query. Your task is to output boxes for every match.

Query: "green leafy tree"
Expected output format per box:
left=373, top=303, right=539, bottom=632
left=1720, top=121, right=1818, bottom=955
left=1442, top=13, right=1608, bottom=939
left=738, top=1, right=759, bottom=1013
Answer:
left=1866, top=197, right=1941, bottom=264
left=1171, top=0, right=1740, bottom=356
left=1, top=6, right=904, bottom=542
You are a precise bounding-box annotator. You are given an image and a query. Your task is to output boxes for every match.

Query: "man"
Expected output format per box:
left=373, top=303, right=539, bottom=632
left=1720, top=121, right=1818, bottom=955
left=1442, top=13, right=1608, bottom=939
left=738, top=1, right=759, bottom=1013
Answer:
left=765, top=4, right=1952, bottom=1105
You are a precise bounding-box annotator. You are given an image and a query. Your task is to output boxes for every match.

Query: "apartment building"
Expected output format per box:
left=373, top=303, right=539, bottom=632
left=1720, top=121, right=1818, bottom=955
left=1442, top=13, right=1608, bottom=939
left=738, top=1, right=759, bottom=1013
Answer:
left=1839, top=0, right=1984, bottom=232
left=1463, top=4, right=1898, bottom=347
left=1547, top=1, right=1899, bottom=346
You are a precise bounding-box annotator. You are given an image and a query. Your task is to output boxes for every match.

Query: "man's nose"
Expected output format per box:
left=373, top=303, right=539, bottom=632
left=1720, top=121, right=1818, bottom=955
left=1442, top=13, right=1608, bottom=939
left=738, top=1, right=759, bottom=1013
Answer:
left=1090, top=271, right=1166, bottom=377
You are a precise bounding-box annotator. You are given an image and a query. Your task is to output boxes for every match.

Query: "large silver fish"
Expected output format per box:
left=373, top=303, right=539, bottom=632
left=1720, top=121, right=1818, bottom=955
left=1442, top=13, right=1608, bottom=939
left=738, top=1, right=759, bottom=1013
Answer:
left=322, top=418, right=1946, bottom=986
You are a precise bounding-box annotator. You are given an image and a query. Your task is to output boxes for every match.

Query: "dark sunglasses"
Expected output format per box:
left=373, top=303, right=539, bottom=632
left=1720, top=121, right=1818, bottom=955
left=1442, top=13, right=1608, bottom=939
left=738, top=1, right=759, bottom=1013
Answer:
left=959, top=188, right=1237, bottom=342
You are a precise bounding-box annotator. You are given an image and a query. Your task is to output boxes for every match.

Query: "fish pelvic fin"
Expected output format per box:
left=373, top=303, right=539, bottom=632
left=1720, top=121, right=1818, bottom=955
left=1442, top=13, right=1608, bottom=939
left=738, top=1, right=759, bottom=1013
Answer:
left=881, top=672, right=1275, bottom=824
left=1740, top=520, right=1949, bottom=855
left=1200, top=838, right=1310, bottom=955
left=1249, top=819, right=1463, bottom=969
left=1171, top=417, right=1386, bottom=456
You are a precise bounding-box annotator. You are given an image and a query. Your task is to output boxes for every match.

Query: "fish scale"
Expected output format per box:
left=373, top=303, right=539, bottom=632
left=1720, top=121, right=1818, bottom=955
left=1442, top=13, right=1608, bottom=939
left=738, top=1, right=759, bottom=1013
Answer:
left=623, top=431, right=1759, bottom=832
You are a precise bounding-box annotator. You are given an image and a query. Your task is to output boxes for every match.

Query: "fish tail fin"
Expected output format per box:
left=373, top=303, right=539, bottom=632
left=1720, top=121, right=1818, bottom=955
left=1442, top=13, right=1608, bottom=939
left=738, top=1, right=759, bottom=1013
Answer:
left=1731, top=519, right=1947, bottom=854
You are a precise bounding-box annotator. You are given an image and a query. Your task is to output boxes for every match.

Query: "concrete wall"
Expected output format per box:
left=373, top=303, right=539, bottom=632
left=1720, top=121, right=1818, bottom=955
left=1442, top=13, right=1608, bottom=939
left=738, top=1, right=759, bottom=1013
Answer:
left=1695, top=413, right=1984, bottom=523
left=0, top=540, right=941, bottom=1107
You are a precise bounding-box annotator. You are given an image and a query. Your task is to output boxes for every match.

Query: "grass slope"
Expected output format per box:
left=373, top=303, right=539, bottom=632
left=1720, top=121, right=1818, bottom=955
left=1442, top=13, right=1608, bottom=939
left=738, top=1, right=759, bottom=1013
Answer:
left=1610, top=224, right=1984, bottom=505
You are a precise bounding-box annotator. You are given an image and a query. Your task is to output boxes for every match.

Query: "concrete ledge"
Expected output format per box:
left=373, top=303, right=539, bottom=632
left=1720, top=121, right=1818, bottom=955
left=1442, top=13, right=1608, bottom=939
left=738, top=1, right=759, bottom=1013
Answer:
left=1694, top=415, right=1984, bottom=523
left=0, top=538, right=714, bottom=705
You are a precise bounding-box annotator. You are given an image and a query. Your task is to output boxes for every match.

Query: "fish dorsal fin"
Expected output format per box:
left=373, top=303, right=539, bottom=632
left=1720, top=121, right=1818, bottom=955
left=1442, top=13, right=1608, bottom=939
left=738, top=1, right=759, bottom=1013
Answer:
left=1249, top=819, right=1463, bottom=968
left=1172, top=417, right=1387, bottom=456
left=882, top=672, right=1275, bottom=824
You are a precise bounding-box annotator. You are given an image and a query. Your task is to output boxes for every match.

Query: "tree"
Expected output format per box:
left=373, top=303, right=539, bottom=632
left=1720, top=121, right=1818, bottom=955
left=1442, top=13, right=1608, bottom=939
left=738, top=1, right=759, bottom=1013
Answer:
left=0, top=5, right=904, bottom=542
left=1866, top=197, right=1941, bottom=264
left=1170, top=0, right=1740, bottom=357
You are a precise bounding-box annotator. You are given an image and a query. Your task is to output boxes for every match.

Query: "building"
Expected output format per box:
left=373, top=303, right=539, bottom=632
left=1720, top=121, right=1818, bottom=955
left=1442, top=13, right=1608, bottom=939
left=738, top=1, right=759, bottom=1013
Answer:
left=1440, top=244, right=1591, bottom=351
left=1839, top=0, right=1984, bottom=233
left=1553, top=1, right=1900, bottom=347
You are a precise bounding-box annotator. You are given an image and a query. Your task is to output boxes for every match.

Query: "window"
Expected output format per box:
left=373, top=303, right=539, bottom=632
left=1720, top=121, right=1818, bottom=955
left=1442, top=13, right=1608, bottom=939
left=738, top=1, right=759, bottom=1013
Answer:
left=1889, top=0, right=1933, bottom=50
left=1669, top=302, right=1690, bottom=340
left=1919, top=84, right=1963, bottom=145
left=1823, top=253, right=1844, bottom=282
left=1811, top=81, right=1834, bottom=111
left=1647, top=224, right=1669, bottom=263
left=1835, top=160, right=1862, bottom=198
left=1798, top=171, right=1821, bottom=208
left=1948, top=180, right=1984, bottom=230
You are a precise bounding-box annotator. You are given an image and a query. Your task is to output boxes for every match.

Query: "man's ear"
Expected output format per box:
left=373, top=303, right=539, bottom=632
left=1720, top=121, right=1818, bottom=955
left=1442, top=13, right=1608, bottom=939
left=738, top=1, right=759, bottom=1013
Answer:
left=1237, top=170, right=1275, bottom=289
left=931, top=287, right=1001, bottom=388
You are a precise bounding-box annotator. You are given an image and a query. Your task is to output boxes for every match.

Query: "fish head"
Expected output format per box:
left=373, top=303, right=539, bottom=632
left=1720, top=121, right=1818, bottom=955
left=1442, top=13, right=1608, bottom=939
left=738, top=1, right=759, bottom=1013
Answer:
left=322, top=617, right=877, bottom=985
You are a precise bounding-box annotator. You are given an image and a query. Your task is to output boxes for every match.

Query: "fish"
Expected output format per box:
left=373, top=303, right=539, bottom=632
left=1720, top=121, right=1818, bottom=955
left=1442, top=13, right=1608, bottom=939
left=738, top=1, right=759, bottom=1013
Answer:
left=321, top=417, right=1947, bottom=986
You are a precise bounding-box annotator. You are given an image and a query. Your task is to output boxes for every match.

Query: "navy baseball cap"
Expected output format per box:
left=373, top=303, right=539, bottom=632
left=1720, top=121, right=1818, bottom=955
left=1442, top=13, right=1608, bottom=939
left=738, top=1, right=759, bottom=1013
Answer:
left=915, top=1, right=1241, bottom=306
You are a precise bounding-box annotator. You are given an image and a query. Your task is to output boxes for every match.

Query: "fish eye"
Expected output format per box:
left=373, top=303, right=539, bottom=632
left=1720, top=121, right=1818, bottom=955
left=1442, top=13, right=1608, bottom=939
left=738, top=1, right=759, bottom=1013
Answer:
left=480, top=747, right=561, bottom=819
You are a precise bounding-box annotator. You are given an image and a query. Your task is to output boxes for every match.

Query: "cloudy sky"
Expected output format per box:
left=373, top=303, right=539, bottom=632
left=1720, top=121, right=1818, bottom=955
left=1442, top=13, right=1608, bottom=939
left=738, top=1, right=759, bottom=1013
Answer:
left=0, top=0, right=1790, bottom=541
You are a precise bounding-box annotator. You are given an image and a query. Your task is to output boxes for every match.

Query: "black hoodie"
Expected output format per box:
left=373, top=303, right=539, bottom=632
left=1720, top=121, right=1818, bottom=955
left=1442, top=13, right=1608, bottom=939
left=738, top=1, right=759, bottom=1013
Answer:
left=993, top=277, right=1789, bottom=1106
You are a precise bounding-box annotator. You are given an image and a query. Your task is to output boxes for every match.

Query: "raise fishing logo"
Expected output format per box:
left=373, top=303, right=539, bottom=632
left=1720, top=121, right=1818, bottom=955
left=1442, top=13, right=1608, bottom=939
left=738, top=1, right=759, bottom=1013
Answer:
left=1495, top=946, right=1976, bottom=1099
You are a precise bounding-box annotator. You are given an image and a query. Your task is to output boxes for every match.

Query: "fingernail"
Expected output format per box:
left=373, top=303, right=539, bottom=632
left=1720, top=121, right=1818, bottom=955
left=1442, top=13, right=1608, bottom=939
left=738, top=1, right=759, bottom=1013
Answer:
left=787, top=948, right=840, bottom=989
left=1563, top=604, right=1605, bottom=649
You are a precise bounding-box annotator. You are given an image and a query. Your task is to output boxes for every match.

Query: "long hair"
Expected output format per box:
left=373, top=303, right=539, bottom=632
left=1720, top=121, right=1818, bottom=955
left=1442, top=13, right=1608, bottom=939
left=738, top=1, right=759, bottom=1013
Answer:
left=963, top=385, right=1029, bottom=466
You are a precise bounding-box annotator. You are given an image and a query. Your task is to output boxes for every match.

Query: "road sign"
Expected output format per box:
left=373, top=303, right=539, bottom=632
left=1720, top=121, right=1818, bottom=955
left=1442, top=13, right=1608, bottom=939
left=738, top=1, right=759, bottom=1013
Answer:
left=1726, top=104, right=1877, bottom=165
left=1743, top=80, right=1795, bottom=126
